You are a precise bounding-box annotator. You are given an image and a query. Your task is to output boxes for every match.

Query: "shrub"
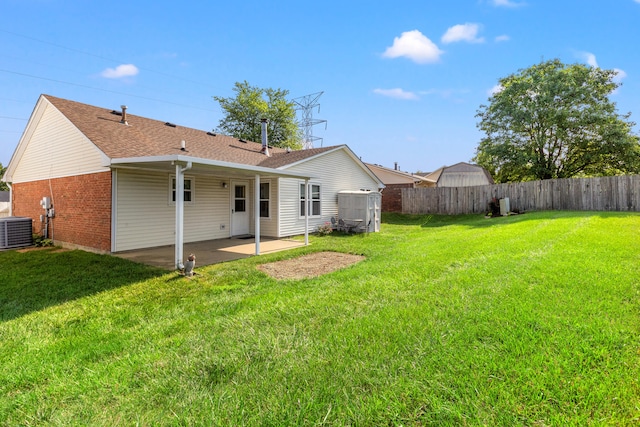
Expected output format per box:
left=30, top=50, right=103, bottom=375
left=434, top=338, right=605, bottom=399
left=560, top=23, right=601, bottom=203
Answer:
left=32, top=233, right=53, bottom=247
left=316, top=222, right=333, bottom=236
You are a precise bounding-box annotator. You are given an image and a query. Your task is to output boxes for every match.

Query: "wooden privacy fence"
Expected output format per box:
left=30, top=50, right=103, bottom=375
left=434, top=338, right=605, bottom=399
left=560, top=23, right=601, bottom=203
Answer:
left=402, top=175, right=640, bottom=215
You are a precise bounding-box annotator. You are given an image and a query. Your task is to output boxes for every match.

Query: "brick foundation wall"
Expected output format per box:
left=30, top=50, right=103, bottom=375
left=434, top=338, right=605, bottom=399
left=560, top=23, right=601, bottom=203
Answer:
left=381, top=183, right=413, bottom=212
left=12, top=172, right=112, bottom=252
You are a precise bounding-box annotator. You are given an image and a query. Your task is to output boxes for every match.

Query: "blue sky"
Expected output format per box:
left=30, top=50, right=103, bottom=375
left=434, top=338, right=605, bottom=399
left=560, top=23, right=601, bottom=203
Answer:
left=1, top=0, right=639, bottom=173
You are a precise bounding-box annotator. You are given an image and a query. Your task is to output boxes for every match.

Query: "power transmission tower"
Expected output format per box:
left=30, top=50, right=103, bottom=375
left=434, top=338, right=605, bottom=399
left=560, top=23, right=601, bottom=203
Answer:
left=293, top=91, right=327, bottom=149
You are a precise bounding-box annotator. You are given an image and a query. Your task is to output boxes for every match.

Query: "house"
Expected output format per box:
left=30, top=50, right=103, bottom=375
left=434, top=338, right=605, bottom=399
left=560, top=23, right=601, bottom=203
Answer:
left=0, top=191, right=9, bottom=218
left=365, top=163, right=433, bottom=212
left=418, top=162, right=494, bottom=187
left=365, top=163, right=434, bottom=187
left=2, top=95, right=383, bottom=267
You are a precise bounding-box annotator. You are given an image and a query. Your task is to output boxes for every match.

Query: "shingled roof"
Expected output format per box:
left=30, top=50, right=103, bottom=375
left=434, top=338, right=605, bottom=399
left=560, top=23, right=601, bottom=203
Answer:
left=44, top=95, right=340, bottom=169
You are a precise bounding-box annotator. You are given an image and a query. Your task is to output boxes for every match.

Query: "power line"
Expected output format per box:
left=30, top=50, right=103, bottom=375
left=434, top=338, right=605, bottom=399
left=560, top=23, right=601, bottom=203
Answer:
left=0, top=52, right=202, bottom=102
left=0, top=29, right=217, bottom=90
left=0, top=69, right=215, bottom=112
left=0, top=116, right=27, bottom=121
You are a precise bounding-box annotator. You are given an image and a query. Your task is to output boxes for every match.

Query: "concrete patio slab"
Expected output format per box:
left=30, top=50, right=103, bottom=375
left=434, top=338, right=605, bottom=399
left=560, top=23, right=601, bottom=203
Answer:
left=114, top=237, right=306, bottom=270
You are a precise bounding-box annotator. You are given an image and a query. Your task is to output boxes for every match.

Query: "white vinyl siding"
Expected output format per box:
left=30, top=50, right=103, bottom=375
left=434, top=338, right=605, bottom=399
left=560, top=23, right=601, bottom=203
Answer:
left=10, top=101, right=108, bottom=183
left=114, top=169, right=231, bottom=252
left=277, top=149, right=380, bottom=237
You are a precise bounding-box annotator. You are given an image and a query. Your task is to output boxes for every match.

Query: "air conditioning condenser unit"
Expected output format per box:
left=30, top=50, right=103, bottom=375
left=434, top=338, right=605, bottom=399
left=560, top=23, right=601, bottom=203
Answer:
left=0, top=217, right=33, bottom=249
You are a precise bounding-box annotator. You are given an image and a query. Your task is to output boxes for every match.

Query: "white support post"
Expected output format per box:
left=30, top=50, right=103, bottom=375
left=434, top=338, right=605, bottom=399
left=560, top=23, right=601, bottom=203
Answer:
left=175, top=163, right=184, bottom=269
left=175, top=161, right=191, bottom=269
left=304, top=179, right=309, bottom=246
left=255, top=174, right=261, bottom=255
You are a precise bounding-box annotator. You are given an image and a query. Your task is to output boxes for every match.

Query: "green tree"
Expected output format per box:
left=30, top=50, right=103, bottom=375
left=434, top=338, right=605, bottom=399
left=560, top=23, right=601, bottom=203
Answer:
left=213, top=81, right=302, bottom=149
left=473, top=59, right=640, bottom=182
left=0, top=163, right=9, bottom=191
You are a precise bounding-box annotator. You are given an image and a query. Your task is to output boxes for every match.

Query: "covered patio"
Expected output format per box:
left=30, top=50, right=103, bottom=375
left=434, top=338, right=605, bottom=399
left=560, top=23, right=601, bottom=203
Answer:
left=114, top=237, right=306, bottom=270
left=110, top=155, right=314, bottom=269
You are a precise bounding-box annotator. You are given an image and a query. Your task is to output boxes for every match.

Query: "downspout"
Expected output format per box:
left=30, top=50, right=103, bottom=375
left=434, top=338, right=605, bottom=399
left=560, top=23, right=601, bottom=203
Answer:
left=255, top=174, right=260, bottom=255
left=7, top=183, right=12, bottom=216
left=175, top=161, right=192, bottom=270
left=304, top=179, right=309, bottom=246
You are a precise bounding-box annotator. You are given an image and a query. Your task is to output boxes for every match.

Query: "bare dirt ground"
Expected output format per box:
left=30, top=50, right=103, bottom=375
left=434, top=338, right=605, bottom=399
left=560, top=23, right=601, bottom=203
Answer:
left=257, top=251, right=365, bottom=280
left=16, top=246, right=68, bottom=253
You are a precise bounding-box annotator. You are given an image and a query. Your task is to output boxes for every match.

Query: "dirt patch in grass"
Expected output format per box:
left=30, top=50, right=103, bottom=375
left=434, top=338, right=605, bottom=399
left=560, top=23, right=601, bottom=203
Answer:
left=16, top=246, right=69, bottom=253
left=257, top=251, right=365, bottom=280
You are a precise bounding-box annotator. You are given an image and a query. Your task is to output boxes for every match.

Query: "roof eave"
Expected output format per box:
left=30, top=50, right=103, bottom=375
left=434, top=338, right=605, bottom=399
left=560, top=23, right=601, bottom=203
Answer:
left=278, top=146, right=385, bottom=189
left=108, top=155, right=315, bottom=179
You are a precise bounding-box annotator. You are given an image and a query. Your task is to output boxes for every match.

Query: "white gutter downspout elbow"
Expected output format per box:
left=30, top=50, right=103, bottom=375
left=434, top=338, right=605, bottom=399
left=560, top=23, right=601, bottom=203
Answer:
left=7, top=182, right=12, bottom=216
left=175, top=161, right=192, bottom=270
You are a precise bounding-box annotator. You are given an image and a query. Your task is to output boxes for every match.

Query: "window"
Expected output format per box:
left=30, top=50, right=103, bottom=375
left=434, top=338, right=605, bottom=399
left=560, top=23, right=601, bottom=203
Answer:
left=259, top=182, right=270, bottom=218
left=171, top=176, right=193, bottom=204
left=300, top=183, right=321, bottom=217
left=234, top=184, right=246, bottom=212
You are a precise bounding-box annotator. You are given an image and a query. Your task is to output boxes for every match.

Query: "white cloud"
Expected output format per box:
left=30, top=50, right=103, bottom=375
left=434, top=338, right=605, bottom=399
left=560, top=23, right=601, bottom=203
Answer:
left=581, top=52, right=599, bottom=68
left=442, top=23, right=485, bottom=44
left=492, top=0, right=525, bottom=7
left=100, top=64, right=139, bottom=79
left=613, top=68, right=627, bottom=83
left=382, top=30, right=444, bottom=64
left=373, top=88, right=419, bottom=100
left=495, top=34, right=510, bottom=42
left=488, top=84, right=503, bottom=96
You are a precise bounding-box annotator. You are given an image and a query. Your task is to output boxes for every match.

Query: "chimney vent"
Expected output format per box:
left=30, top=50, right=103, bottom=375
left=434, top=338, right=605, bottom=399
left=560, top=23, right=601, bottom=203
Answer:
left=394, top=162, right=398, bottom=171
left=181, top=140, right=186, bottom=151
left=260, top=118, right=270, bottom=157
left=120, top=105, right=128, bottom=125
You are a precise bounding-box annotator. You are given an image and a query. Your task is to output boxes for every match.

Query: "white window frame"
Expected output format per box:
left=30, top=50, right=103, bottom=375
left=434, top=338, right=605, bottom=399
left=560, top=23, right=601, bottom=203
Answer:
left=259, top=180, right=271, bottom=219
left=169, top=175, right=194, bottom=205
left=299, top=182, right=321, bottom=218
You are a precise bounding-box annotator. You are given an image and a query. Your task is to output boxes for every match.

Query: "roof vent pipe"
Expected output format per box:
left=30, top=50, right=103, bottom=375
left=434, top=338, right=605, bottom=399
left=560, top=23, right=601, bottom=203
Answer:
left=181, top=140, right=186, bottom=151
left=120, top=105, right=128, bottom=125
left=394, top=162, right=398, bottom=171
left=260, top=118, right=270, bottom=157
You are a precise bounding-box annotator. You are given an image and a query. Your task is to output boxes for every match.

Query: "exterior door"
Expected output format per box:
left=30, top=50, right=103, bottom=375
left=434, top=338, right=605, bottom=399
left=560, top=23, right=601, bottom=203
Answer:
left=231, top=181, right=250, bottom=236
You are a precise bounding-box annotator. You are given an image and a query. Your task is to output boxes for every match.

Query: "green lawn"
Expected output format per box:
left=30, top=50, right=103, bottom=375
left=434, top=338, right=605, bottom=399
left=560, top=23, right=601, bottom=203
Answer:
left=1, top=211, right=639, bottom=426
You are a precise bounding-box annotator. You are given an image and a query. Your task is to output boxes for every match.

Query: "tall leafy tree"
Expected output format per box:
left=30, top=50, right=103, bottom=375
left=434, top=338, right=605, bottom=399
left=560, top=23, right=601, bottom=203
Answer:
left=213, top=81, right=302, bottom=149
left=473, top=59, right=640, bottom=182
left=0, top=163, right=8, bottom=191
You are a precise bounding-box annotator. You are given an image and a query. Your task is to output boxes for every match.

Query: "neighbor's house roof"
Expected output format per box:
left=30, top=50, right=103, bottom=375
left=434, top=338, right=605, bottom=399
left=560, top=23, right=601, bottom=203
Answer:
left=419, top=162, right=494, bottom=187
left=4, top=95, right=382, bottom=186
left=365, top=163, right=434, bottom=186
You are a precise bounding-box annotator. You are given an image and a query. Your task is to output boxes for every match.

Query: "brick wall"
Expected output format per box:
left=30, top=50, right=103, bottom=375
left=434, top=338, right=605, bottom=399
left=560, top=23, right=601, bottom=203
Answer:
left=12, top=172, right=112, bottom=252
left=381, top=183, right=413, bottom=212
